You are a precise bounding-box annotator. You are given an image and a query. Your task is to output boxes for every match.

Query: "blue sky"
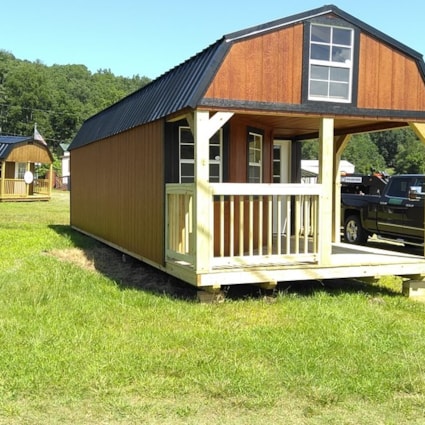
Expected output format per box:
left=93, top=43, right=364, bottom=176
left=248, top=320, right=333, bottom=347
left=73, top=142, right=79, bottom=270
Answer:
left=1, top=1, right=424, bottom=79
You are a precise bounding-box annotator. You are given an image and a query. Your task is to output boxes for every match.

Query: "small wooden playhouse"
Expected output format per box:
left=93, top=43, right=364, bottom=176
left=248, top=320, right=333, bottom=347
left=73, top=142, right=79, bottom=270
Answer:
left=69, top=4, right=425, bottom=291
left=0, top=135, right=53, bottom=201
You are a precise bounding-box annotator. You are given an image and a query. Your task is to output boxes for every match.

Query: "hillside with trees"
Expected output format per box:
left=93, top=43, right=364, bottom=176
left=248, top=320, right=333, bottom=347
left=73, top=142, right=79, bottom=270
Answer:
left=0, top=50, right=150, bottom=155
left=1, top=49, right=423, bottom=176
left=302, top=128, right=425, bottom=175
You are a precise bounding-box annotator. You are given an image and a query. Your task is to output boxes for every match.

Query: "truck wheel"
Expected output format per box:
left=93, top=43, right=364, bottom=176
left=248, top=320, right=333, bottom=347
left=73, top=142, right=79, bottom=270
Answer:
left=344, top=215, right=368, bottom=245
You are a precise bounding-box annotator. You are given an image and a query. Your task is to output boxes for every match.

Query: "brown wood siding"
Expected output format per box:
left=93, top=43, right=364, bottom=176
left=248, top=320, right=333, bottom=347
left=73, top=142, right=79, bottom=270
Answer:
left=6, top=144, right=52, bottom=163
left=5, top=162, right=14, bottom=178
left=357, top=33, right=425, bottom=111
left=70, top=121, right=165, bottom=266
left=205, top=24, right=303, bottom=104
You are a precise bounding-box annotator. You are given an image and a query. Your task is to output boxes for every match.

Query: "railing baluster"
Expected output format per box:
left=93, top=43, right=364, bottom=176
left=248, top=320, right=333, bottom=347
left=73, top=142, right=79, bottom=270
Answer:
left=239, top=196, right=244, bottom=256
left=220, top=195, right=224, bottom=257
left=303, top=195, right=309, bottom=254
left=294, top=195, right=300, bottom=254
left=286, top=196, right=291, bottom=254
left=229, top=195, right=234, bottom=257
left=258, top=196, right=263, bottom=256
left=277, top=195, right=282, bottom=255
left=267, top=195, right=273, bottom=255
left=249, top=195, right=254, bottom=256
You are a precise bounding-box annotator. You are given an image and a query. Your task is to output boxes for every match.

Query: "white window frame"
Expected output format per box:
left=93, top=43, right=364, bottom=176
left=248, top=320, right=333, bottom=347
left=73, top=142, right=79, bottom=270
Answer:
left=308, top=23, right=354, bottom=103
left=178, top=126, right=223, bottom=183
left=248, top=131, right=263, bottom=183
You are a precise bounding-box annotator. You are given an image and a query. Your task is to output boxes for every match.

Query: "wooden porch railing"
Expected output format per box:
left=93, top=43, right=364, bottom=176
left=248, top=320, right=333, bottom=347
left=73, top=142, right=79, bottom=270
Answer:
left=0, top=178, right=51, bottom=197
left=166, top=183, right=322, bottom=270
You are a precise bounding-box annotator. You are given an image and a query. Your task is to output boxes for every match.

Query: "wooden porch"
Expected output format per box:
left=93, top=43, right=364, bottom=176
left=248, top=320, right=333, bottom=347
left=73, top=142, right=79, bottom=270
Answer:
left=165, top=182, right=425, bottom=288
left=0, top=178, right=51, bottom=201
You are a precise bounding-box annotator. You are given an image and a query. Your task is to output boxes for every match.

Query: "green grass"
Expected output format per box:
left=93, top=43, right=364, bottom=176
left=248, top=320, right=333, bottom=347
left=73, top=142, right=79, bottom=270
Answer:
left=2, top=192, right=425, bottom=424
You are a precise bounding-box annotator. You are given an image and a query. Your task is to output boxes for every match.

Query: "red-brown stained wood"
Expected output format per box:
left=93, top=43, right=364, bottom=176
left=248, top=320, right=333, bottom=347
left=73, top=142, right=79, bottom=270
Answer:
left=205, top=24, right=303, bottom=104
left=357, top=33, right=425, bottom=111
left=70, top=121, right=165, bottom=265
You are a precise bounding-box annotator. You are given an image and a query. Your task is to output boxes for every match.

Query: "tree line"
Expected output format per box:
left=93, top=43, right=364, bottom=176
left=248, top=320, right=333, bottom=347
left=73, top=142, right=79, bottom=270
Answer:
left=1, top=49, right=423, bottom=176
left=302, top=128, right=425, bottom=175
left=0, top=50, right=150, bottom=157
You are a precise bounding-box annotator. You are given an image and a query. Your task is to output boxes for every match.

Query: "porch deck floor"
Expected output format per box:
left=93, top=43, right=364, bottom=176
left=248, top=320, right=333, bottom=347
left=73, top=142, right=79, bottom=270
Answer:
left=0, top=194, right=50, bottom=202
left=167, top=236, right=425, bottom=287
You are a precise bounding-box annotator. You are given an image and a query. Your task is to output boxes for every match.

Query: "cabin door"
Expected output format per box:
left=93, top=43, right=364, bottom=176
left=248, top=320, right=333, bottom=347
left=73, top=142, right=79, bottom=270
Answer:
left=272, top=140, right=291, bottom=234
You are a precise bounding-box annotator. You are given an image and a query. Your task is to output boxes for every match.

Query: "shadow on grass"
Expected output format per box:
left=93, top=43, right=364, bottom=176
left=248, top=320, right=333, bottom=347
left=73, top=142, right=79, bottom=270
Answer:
left=223, top=278, right=402, bottom=300
left=50, top=225, right=403, bottom=302
left=49, top=225, right=198, bottom=300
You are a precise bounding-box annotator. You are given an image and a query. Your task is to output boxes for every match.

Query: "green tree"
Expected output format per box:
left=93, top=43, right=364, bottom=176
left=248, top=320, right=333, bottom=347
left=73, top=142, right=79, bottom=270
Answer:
left=394, top=136, right=425, bottom=174
left=0, top=51, right=149, bottom=155
left=342, top=133, right=386, bottom=174
left=301, top=139, right=319, bottom=159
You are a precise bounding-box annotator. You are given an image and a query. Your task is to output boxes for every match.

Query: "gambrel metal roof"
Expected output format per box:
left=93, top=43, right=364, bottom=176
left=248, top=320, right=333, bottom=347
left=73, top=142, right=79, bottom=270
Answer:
left=69, top=4, right=425, bottom=151
left=0, top=136, right=33, bottom=159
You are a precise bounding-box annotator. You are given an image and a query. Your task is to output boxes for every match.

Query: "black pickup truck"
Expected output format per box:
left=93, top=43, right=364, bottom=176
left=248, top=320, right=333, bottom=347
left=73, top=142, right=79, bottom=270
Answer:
left=341, top=174, right=425, bottom=246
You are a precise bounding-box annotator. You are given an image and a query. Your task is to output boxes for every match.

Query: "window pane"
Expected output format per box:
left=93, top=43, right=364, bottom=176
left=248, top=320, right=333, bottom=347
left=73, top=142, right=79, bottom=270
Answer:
left=248, top=166, right=261, bottom=183
left=330, top=67, right=349, bottom=82
left=210, top=131, right=221, bottom=144
left=210, top=145, right=220, bottom=160
left=181, top=163, right=194, bottom=180
left=311, top=44, right=330, bottom=61
left=332, top=27, right=352, bottom=46
left=311, top=25, right=330, bottom=43
left=329, top=82, right=349, bottom=98
left=310, top=80, right=328, bottom=96
left=180, top=144, right=194, bottom=159
left=209, top=164, right=220, bottom=182
left=332, top=46, right=351, bottom=63
left=180, top=128, right=193, bottom=144
left=311, top=65, right=329, bottom=80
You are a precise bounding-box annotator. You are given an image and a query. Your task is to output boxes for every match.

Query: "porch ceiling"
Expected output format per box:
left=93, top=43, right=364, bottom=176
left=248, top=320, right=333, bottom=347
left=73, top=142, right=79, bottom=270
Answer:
left=245, top=114, right=409, bottom=140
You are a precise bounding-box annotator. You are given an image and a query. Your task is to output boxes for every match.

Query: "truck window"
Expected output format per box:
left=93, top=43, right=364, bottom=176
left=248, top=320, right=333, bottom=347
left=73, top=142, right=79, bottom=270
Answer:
left=387, top=178, right=411, bottom=197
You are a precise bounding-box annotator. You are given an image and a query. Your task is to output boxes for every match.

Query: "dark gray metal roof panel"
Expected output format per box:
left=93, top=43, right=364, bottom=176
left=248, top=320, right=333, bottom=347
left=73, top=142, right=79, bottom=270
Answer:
left=70, top=38, right=230, bottom=150
left=0, top=136, right=33, bottom=159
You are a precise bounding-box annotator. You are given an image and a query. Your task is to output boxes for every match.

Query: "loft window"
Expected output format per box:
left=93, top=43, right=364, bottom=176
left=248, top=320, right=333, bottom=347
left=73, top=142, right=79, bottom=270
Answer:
left=248, top=131, right=263, bottom=183
left=179, top=126, right=222, bottom=183
left=308, top=23, right=354, bottom=102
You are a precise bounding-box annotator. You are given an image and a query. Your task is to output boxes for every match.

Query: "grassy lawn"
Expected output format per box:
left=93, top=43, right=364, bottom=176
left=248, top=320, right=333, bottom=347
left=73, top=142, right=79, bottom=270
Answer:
left=2, top=191, right=425, bottom=424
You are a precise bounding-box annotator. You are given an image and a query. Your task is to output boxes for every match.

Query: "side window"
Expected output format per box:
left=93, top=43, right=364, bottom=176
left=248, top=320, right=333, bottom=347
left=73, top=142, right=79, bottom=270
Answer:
left=308, top=23, right=354, bottom=103
left=179, top=126, right=223, bottom=183
left=248, top=131, right=263, bottom=183
left=387, top=178, right=410, bottom=198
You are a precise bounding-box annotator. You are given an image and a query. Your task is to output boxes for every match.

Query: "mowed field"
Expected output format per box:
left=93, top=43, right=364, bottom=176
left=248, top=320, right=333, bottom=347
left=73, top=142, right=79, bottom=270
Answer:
left=1, top=191, right=425, bottom=424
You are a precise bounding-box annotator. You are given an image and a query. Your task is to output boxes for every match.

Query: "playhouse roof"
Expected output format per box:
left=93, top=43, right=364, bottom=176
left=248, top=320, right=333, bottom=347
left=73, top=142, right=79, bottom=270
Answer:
left=0, top=135, right=53, bottom=162
left=69, top=4, right=425, bottom=151
left=0, top=136, right=33, bottom=159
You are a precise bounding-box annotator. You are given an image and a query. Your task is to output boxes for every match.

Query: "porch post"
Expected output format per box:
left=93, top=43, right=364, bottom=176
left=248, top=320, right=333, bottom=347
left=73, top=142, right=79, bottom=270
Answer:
left=48, top=163, right=53, bottom=196
left=0, top=161, right=4, bottom=198
left=194, top=110, right=213, bottom=273
left=318, top=117, right=334, bottom=265
left=25, top=162, right=31, bottom=197
left=409, top=122, right=425, bottom=258
left=333, top=134, right=351, bottom=243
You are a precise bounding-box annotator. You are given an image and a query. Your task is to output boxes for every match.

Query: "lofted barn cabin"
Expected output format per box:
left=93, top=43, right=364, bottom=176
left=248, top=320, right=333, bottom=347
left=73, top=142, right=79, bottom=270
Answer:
left=69, top=5, right=425, bottom=292
left=0, top=136, right=53, bottom=201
